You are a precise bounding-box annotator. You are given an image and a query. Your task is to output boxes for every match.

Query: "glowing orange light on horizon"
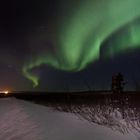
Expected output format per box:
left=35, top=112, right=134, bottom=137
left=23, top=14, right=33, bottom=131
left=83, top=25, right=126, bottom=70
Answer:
left=0, top=90, right=9, bottom=94
left=4, top=91, right=9, bottom=94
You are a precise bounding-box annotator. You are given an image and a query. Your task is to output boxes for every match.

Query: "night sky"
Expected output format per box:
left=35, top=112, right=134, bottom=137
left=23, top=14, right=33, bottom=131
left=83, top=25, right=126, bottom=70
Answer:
left=0, top=0, right=140, bottom=91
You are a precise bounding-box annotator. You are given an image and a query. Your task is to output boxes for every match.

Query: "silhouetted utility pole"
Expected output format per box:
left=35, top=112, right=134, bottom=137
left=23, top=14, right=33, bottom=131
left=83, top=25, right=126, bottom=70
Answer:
left=111, top=73, right=125, bottom=93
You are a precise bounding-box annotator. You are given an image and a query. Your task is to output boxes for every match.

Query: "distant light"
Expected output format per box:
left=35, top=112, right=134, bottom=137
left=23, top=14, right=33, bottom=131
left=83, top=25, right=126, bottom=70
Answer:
left=0, top=90, right=9, bottom=94
left=4, top=91, right=9, bottom=94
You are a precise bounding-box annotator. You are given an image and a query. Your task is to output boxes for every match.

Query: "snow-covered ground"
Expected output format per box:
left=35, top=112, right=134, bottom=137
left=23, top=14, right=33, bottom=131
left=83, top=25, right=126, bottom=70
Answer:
left=0, top=98, right=138, bottom=140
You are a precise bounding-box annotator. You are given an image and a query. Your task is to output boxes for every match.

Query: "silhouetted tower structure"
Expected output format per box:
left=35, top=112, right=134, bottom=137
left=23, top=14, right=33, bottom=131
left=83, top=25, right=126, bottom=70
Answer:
left=111, top=73, right=125, bottom=93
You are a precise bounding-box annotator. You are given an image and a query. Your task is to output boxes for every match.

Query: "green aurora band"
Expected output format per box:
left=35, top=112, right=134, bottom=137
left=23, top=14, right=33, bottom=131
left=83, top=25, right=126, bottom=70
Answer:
left=23, top=0, right=140, bottom=87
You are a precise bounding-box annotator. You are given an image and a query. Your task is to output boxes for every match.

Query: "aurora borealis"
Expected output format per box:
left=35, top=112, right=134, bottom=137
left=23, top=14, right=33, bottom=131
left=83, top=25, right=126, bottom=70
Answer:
left=23, top=0, right=140, bottom=87
left=0, top=0, right=140, bottom=91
